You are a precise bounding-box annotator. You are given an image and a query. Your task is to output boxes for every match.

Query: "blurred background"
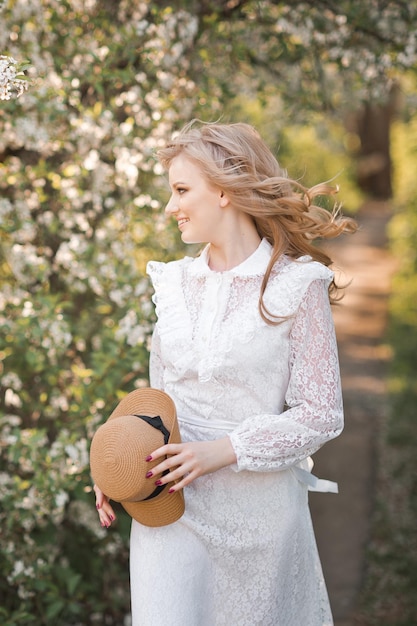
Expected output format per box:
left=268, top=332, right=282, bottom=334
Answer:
left=1, top=1, right=416, bottom=624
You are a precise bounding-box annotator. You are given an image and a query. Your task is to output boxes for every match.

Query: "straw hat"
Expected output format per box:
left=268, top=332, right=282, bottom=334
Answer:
left=90, top=388, right=185, bottom=527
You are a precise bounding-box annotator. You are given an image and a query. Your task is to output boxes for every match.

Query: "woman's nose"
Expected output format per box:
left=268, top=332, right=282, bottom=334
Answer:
left=165, top=195, right=178, bottom=216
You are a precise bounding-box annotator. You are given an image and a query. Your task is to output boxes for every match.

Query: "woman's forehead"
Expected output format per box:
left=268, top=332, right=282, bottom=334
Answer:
left=168, top=154, right=202, bottom=182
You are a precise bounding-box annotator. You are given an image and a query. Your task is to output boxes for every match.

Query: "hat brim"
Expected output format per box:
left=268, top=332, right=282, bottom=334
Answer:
left=95, top=388, right=185, bottom=527
left=122, top=481, right=185, bottom=527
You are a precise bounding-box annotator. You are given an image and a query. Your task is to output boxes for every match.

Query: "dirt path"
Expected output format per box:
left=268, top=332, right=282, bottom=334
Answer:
left=309, top=201, right=398, bottom=625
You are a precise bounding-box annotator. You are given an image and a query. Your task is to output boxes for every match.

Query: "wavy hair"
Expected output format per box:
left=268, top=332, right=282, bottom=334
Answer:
left=157, top=121, right=357, bottom=324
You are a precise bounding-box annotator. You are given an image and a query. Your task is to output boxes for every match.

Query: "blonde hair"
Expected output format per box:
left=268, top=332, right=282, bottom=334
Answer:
left=157, top=120, right=357, bottom=324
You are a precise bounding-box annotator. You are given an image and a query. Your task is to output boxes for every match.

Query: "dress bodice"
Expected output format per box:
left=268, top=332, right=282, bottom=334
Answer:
left=147, top=238, right=343, bottom=473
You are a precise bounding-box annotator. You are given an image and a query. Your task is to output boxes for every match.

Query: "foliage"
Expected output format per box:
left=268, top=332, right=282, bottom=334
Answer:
left=353, top=101, right=417, bottom=625
left=0, top=55, right=30, bottom=100
left=0, top=2, right=31, bottom=100
left=179, top=0, right=417, bottom=118
left=0, top=1, right=203, bottom=622
left=278, top=122, right=363, bottom=211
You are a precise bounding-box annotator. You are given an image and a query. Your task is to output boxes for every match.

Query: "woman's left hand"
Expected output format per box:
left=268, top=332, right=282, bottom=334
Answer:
left=145, top=437, right=237, bottom=492
left=93, top=484, right=116, bottom=528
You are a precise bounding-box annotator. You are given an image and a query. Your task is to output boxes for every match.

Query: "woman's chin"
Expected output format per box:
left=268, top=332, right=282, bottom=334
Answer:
left=181, top=233, right=202, bottom=245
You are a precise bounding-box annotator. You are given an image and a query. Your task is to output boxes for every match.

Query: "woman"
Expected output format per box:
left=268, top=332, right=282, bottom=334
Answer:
left=95, top=121, right=356, bottom=625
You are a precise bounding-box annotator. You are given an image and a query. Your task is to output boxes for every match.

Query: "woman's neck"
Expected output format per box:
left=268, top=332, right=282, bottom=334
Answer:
left=207, top=232, right=262, bottom=272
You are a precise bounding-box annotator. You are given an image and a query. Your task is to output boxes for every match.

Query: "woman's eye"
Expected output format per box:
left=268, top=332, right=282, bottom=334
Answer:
left=177, top=188, right=186, bottom=194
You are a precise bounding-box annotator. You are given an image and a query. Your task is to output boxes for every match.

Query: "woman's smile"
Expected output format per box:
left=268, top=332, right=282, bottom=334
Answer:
left=177, top=217, right=190, bottom=229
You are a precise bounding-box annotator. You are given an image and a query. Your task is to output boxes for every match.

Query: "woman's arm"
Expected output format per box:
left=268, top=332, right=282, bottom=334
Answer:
left=145, top=437, right=237, bottom=493
left=228, top=279, right=343, bottom=472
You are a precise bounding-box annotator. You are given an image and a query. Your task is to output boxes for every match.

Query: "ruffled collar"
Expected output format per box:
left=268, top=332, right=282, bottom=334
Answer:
left=187, top=238, right=274, bottom=277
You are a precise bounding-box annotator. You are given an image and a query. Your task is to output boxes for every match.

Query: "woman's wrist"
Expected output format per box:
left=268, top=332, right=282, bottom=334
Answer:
left=215, top=436, right=237, bottom=469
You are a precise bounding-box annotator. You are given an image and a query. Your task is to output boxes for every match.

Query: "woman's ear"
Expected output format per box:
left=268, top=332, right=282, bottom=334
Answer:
left=219, top=191, right=230, bottom=208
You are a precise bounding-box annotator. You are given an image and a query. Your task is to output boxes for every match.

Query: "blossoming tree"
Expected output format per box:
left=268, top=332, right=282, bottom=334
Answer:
left=0, top=2, right=200, bottom=623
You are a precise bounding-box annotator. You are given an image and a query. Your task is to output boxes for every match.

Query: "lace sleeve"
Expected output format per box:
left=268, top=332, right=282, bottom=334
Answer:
left=228, top=279, right=343, bottom=472
left=149, top=326, right=165, bottom=390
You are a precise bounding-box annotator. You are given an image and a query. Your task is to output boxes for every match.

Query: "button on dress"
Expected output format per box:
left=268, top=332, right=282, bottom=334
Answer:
left=130, top=238, right=342, bottom=626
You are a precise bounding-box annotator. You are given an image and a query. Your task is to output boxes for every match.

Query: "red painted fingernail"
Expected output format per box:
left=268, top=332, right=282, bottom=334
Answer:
left=145, top=471, right=153, bottom=478
left=145, top=455, right=152, bottom=462
left=109, top=515, right=115, bottom=521
left=168, top=488, right=175, bottom=494
left=96, top=503, right=100, bottom=510
left=155, top=479, right=162, bottom=486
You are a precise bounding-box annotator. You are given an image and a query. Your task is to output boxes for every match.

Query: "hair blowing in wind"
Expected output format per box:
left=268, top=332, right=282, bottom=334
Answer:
left=158, top=120, right=357, bottom=323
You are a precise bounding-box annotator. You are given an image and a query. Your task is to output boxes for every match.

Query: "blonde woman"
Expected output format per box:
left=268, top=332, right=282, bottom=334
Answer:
left=95, top=121, right=356, bottom=625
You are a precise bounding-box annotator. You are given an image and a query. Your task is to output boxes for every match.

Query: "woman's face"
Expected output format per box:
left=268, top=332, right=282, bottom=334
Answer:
left=165, top=155, right=226, bottom=245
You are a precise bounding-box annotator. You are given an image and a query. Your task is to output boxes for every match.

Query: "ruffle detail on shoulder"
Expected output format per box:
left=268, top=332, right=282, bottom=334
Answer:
left=147, top=261, right=176, bottom=325
left=263, top=256, right=334, bottom=319
left=147, top=256, right=195, bottom=312
left=147, top=258, right=197, bottom=378
left=218, top=256, right=333, bottom=356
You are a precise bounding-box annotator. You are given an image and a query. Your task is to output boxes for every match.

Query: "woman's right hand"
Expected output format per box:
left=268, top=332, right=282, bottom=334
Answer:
left=93, top=484, right=116, bottom=528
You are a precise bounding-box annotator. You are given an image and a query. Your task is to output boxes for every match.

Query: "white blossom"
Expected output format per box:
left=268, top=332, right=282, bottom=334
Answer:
left=21, top=300, right=34, bottom=317
left=0, top=55, right=28, bottom=100
left=108, top=285, right=132, bottom=307
left=19, top=486, right=39, bottom=511
left=84, top=149, right=100, bottom=170
left=55, top=490, right=69, bottom=509
left=65, top=438, right=89, bottom=473
left=40, top=318, right=72, bottom=350
left=1, top=371, right=23, bottom=390
left=0, top=414, right=22, bottom=427
left=0, top=471, right=13, bottom=488
left=7, top=243, right=49, bottom=283
left=5, top=388, right=22, bottom=408
left=0, top=198, right=13, bottom=218
left=68, top=500, right=107, bottom=539
left=14, top=116, right=49, bottom=150
left=115, top=310, right=148, bottom=346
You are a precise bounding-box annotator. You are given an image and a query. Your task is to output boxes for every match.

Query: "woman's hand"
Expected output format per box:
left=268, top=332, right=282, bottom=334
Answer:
left=145, top=437, right=237, bottom=493
left=93, top=484, right=116, bottom=528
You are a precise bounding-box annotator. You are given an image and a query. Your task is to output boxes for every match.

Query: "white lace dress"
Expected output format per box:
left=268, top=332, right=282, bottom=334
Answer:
left=130, top=238, right=342, bottom=626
